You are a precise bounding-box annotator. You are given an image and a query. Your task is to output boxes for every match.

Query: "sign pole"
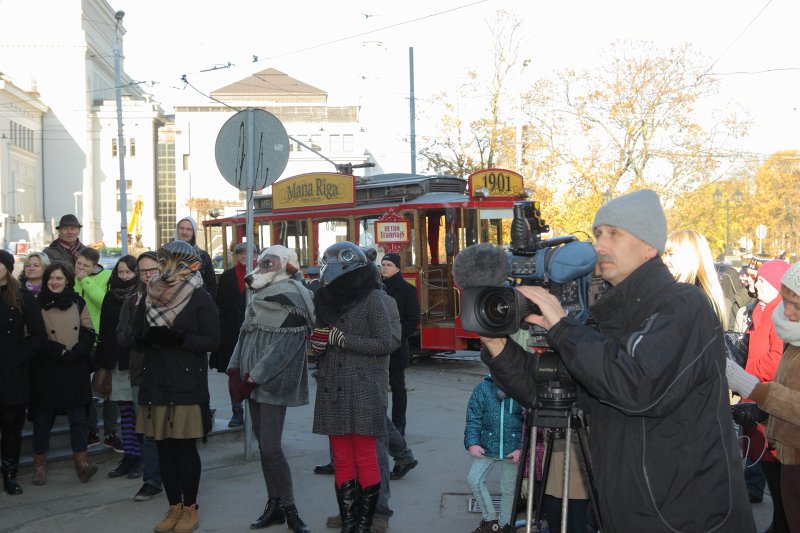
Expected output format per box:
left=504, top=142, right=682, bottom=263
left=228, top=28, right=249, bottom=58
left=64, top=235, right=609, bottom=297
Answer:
left=244, top=107, right=256, bottom=460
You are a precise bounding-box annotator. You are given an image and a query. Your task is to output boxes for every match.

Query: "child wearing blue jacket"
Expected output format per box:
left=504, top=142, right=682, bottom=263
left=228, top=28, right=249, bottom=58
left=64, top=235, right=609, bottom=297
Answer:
left=465, top=375, right=524, bottom=533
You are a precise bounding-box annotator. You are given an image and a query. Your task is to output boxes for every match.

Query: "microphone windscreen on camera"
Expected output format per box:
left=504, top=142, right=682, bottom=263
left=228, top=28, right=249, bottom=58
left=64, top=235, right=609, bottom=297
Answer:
left=453, top=243, right=509, bottom=288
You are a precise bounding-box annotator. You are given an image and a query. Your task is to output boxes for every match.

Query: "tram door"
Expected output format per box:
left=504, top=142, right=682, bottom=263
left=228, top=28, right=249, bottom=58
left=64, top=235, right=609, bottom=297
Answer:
left=418, top=208, right=462, bottom=348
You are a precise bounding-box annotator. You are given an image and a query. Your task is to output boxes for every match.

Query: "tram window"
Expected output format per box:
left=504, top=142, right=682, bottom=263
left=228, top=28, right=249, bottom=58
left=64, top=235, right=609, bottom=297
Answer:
left=276, top=220, right=310, bottom=267
left=357, top=217, right=383, bottom=261
left=462, top=209, right=478, bottom=248
left=479, top=208, right=513, bottom=245
left=316, top=219, right=350, bottom=263
left=257, top=222, right=271, bottom=251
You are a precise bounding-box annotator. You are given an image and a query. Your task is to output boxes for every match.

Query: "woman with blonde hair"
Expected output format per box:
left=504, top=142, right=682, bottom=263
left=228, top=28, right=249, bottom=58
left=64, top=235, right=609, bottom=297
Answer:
left=663, top=229, right=728, bottom=329
left=18, top=251, right=50, bottom=297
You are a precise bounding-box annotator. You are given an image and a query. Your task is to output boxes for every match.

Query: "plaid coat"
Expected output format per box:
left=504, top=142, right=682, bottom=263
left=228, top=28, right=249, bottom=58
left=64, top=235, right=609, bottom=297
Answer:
left=313, top=289, right=392, bottom=437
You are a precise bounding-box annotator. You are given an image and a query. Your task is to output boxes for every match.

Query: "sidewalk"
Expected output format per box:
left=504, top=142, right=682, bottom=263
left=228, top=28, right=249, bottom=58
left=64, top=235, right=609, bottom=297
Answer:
left=0, top=356, right=772, bottom=532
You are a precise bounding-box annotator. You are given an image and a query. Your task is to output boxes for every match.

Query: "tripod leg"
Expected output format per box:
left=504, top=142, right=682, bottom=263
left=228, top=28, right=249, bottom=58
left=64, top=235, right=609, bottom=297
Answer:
left=576, top=421, right=603, bottom=531
left=510, top=409, right=532, bottom=531
left=525, top=424, right=538, bottom=533
left=531, top=429, right=555, bottom=533
left=561, top=417, right=573, bottom=533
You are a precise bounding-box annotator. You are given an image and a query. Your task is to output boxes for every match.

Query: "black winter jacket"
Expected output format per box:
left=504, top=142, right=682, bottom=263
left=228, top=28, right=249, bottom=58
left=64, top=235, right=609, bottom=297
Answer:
left=382, top=272, right=420, bottom=369
left=0, top=290, right=46, bottom=405
left=133, top=289, right=220, bottom=406
left=209, top=267, right=246, bottom=372
left=94, top=285, right=136, bottom=371
left=483, top=258, right=755, bottom=533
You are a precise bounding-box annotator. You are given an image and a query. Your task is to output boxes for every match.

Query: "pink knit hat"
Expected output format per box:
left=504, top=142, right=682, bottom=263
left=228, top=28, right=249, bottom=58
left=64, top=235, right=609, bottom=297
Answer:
left=758, top=259, right=790, bottom=290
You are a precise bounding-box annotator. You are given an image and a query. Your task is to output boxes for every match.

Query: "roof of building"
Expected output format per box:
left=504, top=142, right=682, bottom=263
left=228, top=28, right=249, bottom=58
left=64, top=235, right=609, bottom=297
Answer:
left=211, top=68, right=327, bottom=103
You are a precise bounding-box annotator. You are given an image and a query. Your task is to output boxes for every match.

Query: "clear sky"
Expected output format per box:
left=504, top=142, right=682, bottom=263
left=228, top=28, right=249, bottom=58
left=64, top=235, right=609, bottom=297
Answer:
left=113, top=0, right=799, bottom=171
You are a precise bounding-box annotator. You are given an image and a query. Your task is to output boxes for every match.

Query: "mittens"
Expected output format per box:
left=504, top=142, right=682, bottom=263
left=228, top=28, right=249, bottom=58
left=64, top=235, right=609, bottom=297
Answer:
left=226, top=368, right=258, bottom=403
left=329, top=327, right=345, bottom=348
left=725, top=358, right=760, bottom=398
left=143, top=326, right=185, bottom=347
left=308, top=327, right=331, bottom=355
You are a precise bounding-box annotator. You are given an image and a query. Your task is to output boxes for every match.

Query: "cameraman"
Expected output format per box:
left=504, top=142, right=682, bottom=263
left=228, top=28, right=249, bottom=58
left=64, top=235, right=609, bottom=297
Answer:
left=480, top=189, right=755, bottom=532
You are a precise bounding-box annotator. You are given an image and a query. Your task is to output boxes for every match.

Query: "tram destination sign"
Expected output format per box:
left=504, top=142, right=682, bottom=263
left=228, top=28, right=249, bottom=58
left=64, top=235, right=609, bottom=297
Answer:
left=272, top=172, right=355, bottom=212
left=468, top=168, right=526, bottom=198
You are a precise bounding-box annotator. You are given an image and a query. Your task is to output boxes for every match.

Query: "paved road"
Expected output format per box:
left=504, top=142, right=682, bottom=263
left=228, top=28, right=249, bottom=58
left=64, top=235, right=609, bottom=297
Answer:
left=0, top=356, right=771, bottom=532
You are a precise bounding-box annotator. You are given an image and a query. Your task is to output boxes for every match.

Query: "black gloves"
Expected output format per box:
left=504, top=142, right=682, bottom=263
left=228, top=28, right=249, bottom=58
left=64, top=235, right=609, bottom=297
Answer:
left=731, top=402, right=769, bottom=429
left=138, top=326, right=186, bottom=348
left=46, top=340, right=66, bottom=359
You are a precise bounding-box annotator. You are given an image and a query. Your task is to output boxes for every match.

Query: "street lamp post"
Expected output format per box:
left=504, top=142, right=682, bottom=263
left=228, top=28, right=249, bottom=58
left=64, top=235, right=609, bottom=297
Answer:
left=714, top=188, right=744, bottom=257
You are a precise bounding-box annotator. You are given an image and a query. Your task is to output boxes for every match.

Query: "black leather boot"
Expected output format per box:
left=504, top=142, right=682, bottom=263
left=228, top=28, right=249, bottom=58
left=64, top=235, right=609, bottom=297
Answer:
left=336, top=480, right=359, bottom=533
left=108, top=455, right=133, bottom=478
left=1, top=458, right=23, bottom=495
left=355, top=483, right=380, bottom=533
left=250, top=498, right=286, bottom=529
left=284, top=504, right=310, bottom=533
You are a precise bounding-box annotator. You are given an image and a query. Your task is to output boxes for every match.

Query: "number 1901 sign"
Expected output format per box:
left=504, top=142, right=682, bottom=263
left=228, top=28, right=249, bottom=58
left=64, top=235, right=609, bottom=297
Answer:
left=468, top=169, right=526, bottom=198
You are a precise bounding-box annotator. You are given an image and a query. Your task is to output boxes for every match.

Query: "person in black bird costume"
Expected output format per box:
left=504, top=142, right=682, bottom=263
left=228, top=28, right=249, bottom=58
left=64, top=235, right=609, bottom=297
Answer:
left=309, top=242, right=392, bottom=533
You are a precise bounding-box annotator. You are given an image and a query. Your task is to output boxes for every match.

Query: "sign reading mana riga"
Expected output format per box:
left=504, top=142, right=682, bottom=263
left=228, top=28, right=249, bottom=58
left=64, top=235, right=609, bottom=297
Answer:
left=272, top=172, right=355, bottom=212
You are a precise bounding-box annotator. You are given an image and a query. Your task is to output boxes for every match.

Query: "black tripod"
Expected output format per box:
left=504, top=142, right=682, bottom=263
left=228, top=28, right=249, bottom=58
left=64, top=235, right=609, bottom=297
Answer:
left=509, top=385, right=603, bottom=533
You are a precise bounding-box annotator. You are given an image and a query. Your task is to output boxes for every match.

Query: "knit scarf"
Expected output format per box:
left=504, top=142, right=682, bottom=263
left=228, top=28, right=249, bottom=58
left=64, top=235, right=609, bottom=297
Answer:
left=245, top=278, right=315, bottom=334
left=108, top=274, right=138, bottom=302
left=773, top=301, right=800, bottom=346
left=235, top=262, right=247, bottom=294
left=145, top=271, right=203, bottom=327
left=40, top=285, right=78, bottom=311
left=25, top=281, right=42, bottom=295
left=55, top=238, right=82, bottom=263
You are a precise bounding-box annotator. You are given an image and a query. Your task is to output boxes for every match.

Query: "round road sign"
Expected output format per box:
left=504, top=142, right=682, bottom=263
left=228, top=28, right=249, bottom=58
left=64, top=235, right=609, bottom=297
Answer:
left=215, top=109, right=289, bottom=191
left=755, top=224, right=768, bottom=240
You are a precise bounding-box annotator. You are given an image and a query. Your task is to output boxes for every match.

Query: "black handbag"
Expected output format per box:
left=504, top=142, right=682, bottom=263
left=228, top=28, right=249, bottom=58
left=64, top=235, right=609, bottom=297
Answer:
left=723, top=330, right=749, bottom=368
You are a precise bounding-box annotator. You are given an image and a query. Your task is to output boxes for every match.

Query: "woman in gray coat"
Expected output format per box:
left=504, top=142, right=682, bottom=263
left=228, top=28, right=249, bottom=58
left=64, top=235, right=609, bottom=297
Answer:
left=310, top=242, right=392, bottom=533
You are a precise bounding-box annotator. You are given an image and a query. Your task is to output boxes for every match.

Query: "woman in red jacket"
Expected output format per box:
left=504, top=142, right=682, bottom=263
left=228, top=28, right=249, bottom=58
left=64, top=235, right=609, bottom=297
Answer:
left=744, top=259, right=790, bottom=533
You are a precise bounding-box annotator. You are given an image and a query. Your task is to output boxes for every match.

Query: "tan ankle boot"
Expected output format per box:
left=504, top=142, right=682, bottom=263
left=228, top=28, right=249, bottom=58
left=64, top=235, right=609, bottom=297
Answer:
left=174, top=503, right=198, bottom=533
left=32, top=453, right=47, bottom=486
left=154, top=503, right=183, bottom=533
left=72, top=452, right=97, bottom=483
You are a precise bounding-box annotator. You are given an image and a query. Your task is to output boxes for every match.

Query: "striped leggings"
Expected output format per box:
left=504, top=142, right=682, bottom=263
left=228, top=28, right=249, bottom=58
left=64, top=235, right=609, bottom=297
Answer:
left=118, top=401, right=141, bottom=456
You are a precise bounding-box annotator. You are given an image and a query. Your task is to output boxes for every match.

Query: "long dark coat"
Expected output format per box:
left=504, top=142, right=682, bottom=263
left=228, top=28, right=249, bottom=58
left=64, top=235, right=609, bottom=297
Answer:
left=312, top=288, right=392, bottom=437
left=133, top=289, right=220, bottom=406
left=0, top=290, right=46, bottom=405
left=95, top=287, right=134, bottom=370
left=383, top=271, right=420, bottom=369
left=30, top=295, right=95, bottom=410
left=209, top=267, right=246, bottom=372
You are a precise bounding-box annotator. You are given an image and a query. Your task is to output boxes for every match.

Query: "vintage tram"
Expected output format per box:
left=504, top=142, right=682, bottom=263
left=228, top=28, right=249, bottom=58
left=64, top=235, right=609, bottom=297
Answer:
left=202, top=168, right=532, bottom=353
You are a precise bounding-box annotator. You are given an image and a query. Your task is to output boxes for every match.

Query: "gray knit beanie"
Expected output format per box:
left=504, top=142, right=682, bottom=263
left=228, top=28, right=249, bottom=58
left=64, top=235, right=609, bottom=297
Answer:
left=592, top=189, right=667, bottom=254
left=782, top=262, right=800, bottom=295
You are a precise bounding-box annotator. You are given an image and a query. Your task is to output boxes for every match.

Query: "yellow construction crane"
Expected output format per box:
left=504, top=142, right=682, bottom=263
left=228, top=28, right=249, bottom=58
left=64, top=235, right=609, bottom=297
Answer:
left=128, top=196, right=144, bottom=248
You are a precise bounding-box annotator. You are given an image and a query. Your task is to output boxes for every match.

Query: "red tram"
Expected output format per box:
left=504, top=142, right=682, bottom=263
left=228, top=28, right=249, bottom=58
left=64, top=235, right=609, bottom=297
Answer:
left=203, top=168, right=532, bottom=353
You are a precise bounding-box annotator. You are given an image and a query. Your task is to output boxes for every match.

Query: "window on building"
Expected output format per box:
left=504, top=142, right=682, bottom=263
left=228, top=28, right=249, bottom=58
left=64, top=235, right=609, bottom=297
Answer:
left=343, top=134, right=354, bottom=152
left=112, top=138, right=118, bottom=157
left=182, top=154, right=189, bottom=170
left=129, top=138, right=136, bottom=157
left=329, top=134, right=341, bottom=153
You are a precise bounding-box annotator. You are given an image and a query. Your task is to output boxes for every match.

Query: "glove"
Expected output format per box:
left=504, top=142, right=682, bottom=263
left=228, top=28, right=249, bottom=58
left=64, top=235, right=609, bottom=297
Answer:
left=308, top=327, right=331, bottom=356
left=329, top=327, right=345, bottom=348
left=226, top=368, right=258, bottom=403
left=143, top=326, right=185, bottom=347
left=731, top=402, right=769, bottom=429
left=725, top=358, right=760, bottom=398
left=46, top=340, right=66, bottom=359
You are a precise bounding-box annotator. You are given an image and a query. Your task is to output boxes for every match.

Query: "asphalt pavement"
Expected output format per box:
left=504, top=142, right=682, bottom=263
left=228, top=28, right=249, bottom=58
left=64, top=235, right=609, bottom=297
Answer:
left=0, top=355, right=772, bottom=532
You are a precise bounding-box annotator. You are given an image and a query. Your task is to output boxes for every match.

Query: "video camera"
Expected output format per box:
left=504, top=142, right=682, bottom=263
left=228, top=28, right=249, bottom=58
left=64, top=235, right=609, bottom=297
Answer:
left=455, top=201, right=598, bottom=339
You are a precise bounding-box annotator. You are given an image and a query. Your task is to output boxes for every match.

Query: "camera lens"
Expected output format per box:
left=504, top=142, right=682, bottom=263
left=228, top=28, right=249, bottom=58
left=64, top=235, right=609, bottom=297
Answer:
left=476, top=288, right=517, bottom=330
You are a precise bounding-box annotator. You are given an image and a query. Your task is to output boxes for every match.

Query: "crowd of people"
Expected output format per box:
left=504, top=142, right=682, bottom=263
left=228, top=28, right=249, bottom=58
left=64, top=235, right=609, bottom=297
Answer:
left=7, top=189, right=800, bottom=533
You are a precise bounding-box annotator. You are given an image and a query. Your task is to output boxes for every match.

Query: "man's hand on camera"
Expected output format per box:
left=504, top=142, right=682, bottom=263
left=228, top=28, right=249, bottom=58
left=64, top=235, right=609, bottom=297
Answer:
left=507, top=449, right=521, bottom=464
left=468, top=445, right=485, bottom=458
left=516, top=286, right=566, bottom=330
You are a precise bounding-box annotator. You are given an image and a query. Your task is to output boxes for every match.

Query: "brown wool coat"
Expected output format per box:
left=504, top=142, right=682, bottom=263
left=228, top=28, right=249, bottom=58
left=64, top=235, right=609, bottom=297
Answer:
left=313, top=289, right=392, bottom=437
left=761, top=344, right=800, bottom=465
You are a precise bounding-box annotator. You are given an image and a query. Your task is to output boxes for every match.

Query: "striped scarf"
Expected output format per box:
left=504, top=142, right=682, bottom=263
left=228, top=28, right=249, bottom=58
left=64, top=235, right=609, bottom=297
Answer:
left=145, top=271, right=203, bottom=327
left=55, top=238, right=82, bottom=263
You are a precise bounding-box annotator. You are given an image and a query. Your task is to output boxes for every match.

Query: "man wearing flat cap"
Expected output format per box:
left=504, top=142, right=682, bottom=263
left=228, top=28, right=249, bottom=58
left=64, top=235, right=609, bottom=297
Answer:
left=44, top=214, right=88, bottom=266
left=480, top=189, right=756, bottom=531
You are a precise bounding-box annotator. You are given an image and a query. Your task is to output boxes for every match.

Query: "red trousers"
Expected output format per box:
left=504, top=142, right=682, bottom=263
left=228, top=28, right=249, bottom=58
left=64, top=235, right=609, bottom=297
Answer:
left=329, top=434, right=380, bottom=487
